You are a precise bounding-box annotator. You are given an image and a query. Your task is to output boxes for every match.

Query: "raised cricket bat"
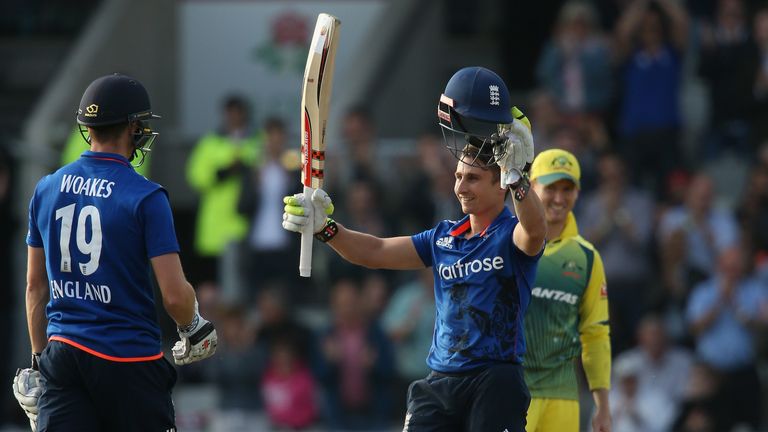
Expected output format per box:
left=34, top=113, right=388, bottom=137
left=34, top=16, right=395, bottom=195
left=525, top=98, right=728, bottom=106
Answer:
left=299, top=13, right=341, bottom=277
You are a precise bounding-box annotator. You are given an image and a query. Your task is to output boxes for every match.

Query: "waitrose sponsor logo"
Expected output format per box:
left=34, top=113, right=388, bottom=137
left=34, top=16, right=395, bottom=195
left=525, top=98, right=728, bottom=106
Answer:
left=438, top=256, right=504, bottom=281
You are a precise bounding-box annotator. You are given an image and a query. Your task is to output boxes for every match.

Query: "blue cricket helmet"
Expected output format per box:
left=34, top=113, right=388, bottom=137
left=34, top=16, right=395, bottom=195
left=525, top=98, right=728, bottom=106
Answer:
left=77, top=73, right=159, bottom=126
left=437, top=67, right=513, bottom=167
left=440, top=67, right=513, bottom=124
left=76, top=73, right=160, bottom=167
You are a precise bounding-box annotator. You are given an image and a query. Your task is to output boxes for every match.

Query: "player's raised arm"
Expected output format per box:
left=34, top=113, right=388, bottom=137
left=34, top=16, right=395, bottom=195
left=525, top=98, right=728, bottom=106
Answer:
left=496, top=107, right=546, bottom=256
left=327, top=227, right=424, bottom=270
left=511, top=185, right=546, bottom=256
left=282, top=189, right=425, bottom=270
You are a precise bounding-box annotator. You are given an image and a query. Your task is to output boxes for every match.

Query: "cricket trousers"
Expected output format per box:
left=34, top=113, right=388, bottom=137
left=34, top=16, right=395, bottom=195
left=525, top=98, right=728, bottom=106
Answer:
left=36, top=340, right=177, bottom=432
left=403, top=363, right=530, bottom=432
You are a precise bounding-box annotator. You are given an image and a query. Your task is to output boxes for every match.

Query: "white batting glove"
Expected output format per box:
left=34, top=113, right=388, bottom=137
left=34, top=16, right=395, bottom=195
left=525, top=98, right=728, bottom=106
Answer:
left=282, top=188, right=335, bottom=234
left=496, top=107, right=534, bottom=188
left=172, top=304, right=217, bottom=365
left=13, top=357, right=42, bottom=431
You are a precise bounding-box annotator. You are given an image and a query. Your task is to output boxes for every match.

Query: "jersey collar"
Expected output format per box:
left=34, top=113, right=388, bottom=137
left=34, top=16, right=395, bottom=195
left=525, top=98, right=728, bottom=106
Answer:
left=553, top=212, right=579, bottom=242
left=449, top=207, right=512, bottom=238
left=81, top=151, right=132, bottom=167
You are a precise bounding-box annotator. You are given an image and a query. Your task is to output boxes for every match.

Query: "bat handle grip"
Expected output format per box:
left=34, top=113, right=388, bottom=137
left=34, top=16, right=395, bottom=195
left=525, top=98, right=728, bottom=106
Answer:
left=299, top=185, right=314, bottom=277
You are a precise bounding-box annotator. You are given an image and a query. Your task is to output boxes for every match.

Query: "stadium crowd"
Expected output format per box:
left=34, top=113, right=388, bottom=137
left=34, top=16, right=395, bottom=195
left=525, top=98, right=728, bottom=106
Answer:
left=3, top=0, right=768, bottom=431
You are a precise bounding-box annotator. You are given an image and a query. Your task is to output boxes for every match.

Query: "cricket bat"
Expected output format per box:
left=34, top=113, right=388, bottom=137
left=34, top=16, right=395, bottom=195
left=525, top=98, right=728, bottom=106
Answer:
left=299, top=13, right=341, bottom=277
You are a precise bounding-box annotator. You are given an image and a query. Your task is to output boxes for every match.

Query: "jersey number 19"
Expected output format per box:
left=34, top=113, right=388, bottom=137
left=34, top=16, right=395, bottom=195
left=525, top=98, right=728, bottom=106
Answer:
left=55, top=203, right=103, bottom=276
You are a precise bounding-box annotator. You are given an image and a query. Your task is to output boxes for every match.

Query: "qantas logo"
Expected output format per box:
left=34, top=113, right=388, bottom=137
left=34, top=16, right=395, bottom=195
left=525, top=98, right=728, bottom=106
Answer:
left=531, top=287, right=579, bottom=305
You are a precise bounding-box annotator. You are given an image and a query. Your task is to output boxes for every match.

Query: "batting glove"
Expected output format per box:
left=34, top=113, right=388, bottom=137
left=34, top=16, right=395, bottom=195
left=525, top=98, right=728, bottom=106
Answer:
left=172, top=303, right=217, bottom=366
left=282, top=188, right=335, bottom=234
left=496, top=106, right=534, bottom=189
left=13, top=353, right=42, bottom=431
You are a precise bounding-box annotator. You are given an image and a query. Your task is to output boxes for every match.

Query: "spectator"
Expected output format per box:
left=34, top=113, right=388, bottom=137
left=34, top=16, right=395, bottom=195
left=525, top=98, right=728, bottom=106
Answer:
left=736, top=163, right=768, bottom=273
left=341, top=106, right=377, bottom=180
left=397, top=132, right=459, bottom=233
left=686, top=245, right=767, bottom=430
left=672, top=361, right=728, bottom=432
left=658, top=171, right=739, bottom=297
left=237, top=117, right=300, bottom=297
left=659, top=168, right=691, bottom=212
left=528, top=90, right=565, bottom=153
left=328, top=177, right=390, bottom=283
left=579, top=152, right=655, bottom=351
left=536, top=1, right=613, bottom=116
left=614, top=0, right=689, bottom=196
left=381, top=268, right=435, bottom=415
left=360, top=272, right=391, bottom=322
left=612, top=314, right=693, bottom=411
left=253, top=284, right=315, bottom=367
left=752, top=7, right=768, bottom=144
left=609, top=354, right=677, bottom=432
left=546, top=124, right=599, bottom=192
left=200, top=304, right=261, bottom=412
left=0, top=144, right=14, bottom=426
left=186, top=95, right=261, bottom=293
left=576, top=114, right=611, bottom=159
left=261, top=339, right=319, bottom=430
left=325, top=106, right=383, bottom=200
left=317, top=279, right=394, bottom=430
left=759, top=140, right=768, bottom=168
left=195, top=281, right=221, bottom=323
left=342, top=177, right=388, bottom=237
left=698, top=0, right=760, bottom=160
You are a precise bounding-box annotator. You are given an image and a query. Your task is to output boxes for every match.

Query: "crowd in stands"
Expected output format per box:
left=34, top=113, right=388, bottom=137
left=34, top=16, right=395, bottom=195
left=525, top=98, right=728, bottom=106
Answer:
left=2, top=0, right=768, bottom=430
left=171, top=1, right=768, bottom=430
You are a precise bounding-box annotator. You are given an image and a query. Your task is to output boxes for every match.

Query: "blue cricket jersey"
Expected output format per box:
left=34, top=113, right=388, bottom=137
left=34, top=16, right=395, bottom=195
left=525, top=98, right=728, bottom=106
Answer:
left=26, top=151, right=179, bottom=361
left=411, top=207, right=541, bottom=373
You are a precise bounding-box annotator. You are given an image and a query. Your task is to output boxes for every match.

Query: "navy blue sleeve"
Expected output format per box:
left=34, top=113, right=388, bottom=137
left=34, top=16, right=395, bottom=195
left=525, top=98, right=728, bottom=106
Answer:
left=411, top=227, right=437, bottom=267
left=508, top=217, right=544, bottom=261
left=508, top=217, right=543, bottom=289
left=26, top=192, right=43, bottom=247
left=139, top=189, right=180, bottom=258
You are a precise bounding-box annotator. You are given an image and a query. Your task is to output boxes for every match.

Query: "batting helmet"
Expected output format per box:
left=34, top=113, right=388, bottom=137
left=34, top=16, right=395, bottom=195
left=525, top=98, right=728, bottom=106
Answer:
left=76, top=73, right=160, bottom=166
left=77, top=73, right=158, bottom=126
left=437, top=67, right=513, bottom=168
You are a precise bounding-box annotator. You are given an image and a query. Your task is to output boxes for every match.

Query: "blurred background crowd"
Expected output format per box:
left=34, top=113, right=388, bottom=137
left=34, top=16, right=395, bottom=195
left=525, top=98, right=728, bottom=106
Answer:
left=2, top=0, right=768, bottom=431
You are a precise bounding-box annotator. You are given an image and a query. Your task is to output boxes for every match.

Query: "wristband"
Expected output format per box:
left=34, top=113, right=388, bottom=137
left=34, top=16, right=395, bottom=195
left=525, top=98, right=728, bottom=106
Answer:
left=31, top=353, right=41, bottom=371
left=512, top=175, right=530, bottom=202
left=178, top=312, right=201, bottom=336
left=315, top=218, right=339, bottom=243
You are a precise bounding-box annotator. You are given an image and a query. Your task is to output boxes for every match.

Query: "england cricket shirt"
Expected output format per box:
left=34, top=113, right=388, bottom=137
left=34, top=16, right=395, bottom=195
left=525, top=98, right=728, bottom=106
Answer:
left=27, top=151, right=180, bottom=361
left=411, top=207, right=541, bottom=373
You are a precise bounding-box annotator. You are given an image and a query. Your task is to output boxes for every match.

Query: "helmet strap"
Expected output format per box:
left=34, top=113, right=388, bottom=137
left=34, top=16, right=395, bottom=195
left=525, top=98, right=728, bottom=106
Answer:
left=131, top=148, right=148, bottom=168
left=78, top=124, right=91, bottom=145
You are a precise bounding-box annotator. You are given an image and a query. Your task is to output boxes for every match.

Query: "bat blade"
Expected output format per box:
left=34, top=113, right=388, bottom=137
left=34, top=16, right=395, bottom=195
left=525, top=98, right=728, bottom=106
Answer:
left=299, top=13, right=340, bottom=277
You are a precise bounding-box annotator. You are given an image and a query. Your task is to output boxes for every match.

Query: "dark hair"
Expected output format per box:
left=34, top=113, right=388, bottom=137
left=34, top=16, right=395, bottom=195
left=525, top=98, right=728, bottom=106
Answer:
left=460, top=144, right=501, bottom=182
left=263, top=117, right=285, bottom=132
left=222, top=94, right=249, bottom=112
left=345, top=105, right=373, bottom=123
left=644, top=1, right=672, bottom=41
left=88, top=121, right=130, bottom=143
